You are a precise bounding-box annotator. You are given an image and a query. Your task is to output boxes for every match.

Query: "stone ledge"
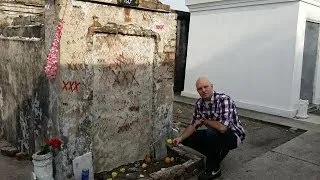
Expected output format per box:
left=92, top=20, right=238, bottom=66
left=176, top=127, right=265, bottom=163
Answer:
left=0, top=139, right=19, bottom=157
left=0, top=2, right=44, bottom=13
left=94, top=144, right=205, bottom=179
left=75, top=0, right=171, bottom=13
left=92, top=23, right=160, bottom=39
left=149, top=144, right=205, bottom=179
left=0, top=35, right=41, bottom=41
left=238, top=108, right=320, bottom=132
left=0, top=0, right=44, bottom=6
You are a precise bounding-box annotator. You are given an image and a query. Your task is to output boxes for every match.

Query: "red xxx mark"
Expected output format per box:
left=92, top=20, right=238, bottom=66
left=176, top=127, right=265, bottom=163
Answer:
left=156, top=25, right=164, bottom=30
left=62, top=81, right=80, bottom=92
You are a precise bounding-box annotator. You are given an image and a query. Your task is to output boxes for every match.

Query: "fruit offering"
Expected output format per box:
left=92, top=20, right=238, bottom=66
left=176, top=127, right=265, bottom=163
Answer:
left=111, top=172, right=118, bottom=178
left=141, top=163, right=148, bottom=168
left=164, top=157, right=171, bottom=164
left=145, top=154, right=152, bottom=164
left=119, top=168, right=125, bottom=173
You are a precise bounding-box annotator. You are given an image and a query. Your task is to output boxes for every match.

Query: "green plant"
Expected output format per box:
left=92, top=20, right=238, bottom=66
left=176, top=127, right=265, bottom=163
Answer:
left=38, top=138, right=62, bottom=155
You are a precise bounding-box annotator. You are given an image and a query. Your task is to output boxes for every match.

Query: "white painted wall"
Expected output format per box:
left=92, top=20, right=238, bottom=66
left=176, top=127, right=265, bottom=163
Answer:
left=297, top=2, right=320, bottom=105
left=182, top=0, right=301, bottom=117
left=160, top=0, right=189, bottom=12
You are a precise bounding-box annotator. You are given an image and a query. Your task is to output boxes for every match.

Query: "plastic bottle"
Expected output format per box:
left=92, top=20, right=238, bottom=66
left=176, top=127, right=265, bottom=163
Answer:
left=81, top=168, right=89, bottom=180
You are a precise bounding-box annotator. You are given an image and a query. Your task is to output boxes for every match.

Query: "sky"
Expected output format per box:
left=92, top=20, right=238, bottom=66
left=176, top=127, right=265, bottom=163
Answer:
left=159, top=0, right=189, bottom=12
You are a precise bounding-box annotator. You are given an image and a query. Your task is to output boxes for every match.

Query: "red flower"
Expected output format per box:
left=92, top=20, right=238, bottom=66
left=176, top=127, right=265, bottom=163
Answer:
left=45, top=139, right=51, bottom=145
left=49, top=138, right=62, bottom=149
left=45, top=138, right=62, bottom=149
left=39, top=138, right=62, bottom=155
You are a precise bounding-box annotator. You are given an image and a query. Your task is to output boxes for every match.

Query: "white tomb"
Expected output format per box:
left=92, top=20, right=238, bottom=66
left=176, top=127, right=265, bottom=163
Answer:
left=183, top=0, right=320, bottom=118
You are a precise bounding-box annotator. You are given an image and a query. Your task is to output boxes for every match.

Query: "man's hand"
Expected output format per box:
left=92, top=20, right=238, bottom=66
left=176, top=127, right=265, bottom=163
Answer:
left=173, top=137, right=183, bottom=145
left=173, top=120, right=201, bottom=146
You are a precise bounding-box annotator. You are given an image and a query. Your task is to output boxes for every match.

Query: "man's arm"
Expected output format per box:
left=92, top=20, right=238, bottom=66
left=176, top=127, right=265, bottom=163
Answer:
left=173, top=100, right=204, bottom=145
left=203, top=119, right=227, bottom=133
left=173, top=120, right=203, bottom=145
left=180, top=120, right=203, bottom=140
left=176, top=101, right=200, bottom=141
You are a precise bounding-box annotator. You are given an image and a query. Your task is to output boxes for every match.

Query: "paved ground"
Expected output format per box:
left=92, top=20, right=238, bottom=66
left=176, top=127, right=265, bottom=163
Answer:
left=173, top=100, right=320, bottom=180
left=223, top=131, right=320, bottom=180
left=219, top=118, right=306, bottom=179
left=0, top=154, right=33, bottom=180
left=0, top=140, right=32, bottom=180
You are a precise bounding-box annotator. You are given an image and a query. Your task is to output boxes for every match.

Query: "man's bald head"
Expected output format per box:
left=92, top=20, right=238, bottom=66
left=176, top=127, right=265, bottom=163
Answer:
left=195, top=76, right=214, bottom=100
left=196, top=76, right=212, bottom=87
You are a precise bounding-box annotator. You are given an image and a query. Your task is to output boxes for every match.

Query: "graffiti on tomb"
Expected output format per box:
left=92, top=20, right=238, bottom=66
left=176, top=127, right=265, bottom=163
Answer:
left=67, top=63, right=88, bottom=71
left=117, top=120, right=138, bottom=133
left=111, top=53, right=139, bottom=87
left=62, top=81, right=81, bottom=92
left=117, top=0, right=139, bottom=6
left=155, top=25, right=164, bottom=30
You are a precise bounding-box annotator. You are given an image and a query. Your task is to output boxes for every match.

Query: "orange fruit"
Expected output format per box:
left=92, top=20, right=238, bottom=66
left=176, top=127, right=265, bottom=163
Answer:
left=145, top=154, right=152, bottom=164
left=145, top=157, right=152, bottom=164
left=164, top=157, right=171, bottom=164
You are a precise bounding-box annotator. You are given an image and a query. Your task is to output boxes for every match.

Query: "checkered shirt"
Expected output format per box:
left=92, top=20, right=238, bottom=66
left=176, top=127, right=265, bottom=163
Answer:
left=191, top=91, right=246, bottom=141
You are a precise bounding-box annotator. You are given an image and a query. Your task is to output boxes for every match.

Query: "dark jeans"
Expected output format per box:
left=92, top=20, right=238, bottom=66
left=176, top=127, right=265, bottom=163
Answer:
left=182, top=128, right=238, bottom=171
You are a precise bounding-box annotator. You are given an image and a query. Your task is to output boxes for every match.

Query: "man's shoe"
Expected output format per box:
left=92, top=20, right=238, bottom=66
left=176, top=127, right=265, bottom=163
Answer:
left=198, top=168, right=221, bottom=180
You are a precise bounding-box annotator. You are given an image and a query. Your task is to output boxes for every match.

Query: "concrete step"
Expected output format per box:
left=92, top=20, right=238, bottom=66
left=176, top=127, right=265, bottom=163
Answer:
left=174, top=95, right=320, bottom=132
left=1, top=146, right=19, bottom=157
left=0, top=139, right=29, bottom=160
left=0, top=139, right=18, bottom=157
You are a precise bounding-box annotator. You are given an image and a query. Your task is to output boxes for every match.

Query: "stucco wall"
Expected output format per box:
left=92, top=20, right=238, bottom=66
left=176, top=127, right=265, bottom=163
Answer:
left=46, top=0, right=177, bottom=178
left=0, top=38, right=47, bottom=154
left=0, top=0, right=48, bottom=154
left=182, top=0, right=300, bottom=118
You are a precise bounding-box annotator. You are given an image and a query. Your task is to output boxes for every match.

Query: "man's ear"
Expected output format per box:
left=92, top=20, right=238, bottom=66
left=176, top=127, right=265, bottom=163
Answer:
left=211, top=84, right=213, bottom=88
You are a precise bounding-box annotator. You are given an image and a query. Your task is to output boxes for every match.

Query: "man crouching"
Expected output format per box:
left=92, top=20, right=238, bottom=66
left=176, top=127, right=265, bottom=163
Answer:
left=173, top=77, right=245, bottom=180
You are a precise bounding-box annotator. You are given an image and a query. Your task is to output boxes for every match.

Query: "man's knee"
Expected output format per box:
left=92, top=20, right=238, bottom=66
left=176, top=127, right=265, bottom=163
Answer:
left=223, top=129, right=238, bottom=150
left=182, top=130, right=204, bottom=145
left=206, top=128, right=238, bottom=150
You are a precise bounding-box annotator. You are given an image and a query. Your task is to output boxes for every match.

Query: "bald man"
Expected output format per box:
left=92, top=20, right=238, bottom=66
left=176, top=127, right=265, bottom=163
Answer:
left=173, top=77, right=245, bottom=180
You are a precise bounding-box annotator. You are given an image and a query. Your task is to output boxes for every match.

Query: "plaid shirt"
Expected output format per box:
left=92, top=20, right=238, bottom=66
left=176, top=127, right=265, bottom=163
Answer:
left=192, top=91, right=245, bottom=141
